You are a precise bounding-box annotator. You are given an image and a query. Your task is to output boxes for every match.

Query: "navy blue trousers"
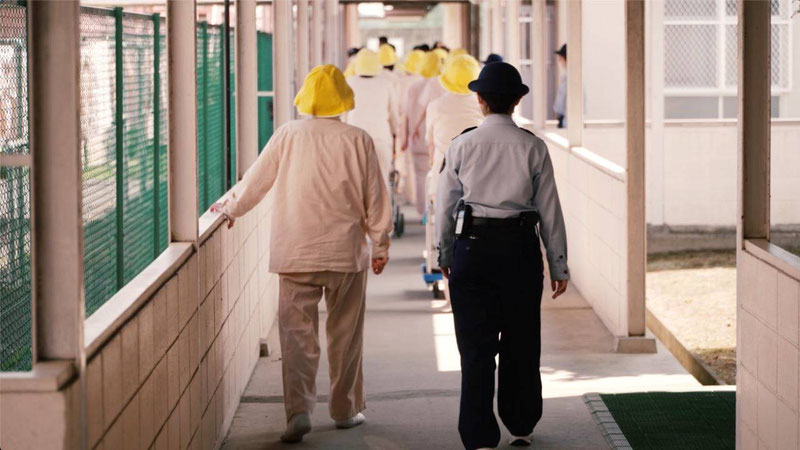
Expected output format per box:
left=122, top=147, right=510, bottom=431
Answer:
left=448, top=226, right=544, bottom=450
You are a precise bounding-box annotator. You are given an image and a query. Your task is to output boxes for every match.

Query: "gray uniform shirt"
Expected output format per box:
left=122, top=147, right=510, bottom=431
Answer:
left=435, top=113, right=570, bottom=280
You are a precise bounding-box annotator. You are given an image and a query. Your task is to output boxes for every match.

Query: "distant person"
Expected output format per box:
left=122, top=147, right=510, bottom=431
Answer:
left=211, top=65, right=392, bottom=444
left=483, top=53, right=503, bottom=65
left=343, top=46, right=361, bottom=77
left=345, top=49, right=397, bottom=189
left=437, top=62, right=569, bottom=449
left=553, top=44, right=567, bottom=128
left=403, top=51, right=443, bottom=215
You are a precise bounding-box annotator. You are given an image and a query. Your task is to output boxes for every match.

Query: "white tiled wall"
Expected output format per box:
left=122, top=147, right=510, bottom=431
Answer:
left=738, top=250, right=800, bottom=449
left=548, top=140, right=629, bottom=337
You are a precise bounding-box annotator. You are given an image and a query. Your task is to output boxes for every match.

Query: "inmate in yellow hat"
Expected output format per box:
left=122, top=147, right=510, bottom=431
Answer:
left=419, top=52, right=443, bottom=78
left=353, top=48, right=382, bottom=76
left=450, top=48, right=468, bottom=58
left=294, top=65, right=355, bottom=117
left=343, top=59, right=356, bottom=78
left=404, top=49, right=425, bottom=75
left=439, top=54, right=481, bottom=94
left=378, top=43, right=398, bottom=66
left=432, top=47, right=449, bottom=62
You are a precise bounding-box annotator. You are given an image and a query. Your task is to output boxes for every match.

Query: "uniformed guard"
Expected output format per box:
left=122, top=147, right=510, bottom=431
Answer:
left=436, top=62, right=569, bottom=450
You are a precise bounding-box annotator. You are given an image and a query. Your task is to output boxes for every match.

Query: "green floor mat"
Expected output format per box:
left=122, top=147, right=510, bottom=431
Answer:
left=597, top=392, right=735, bottom=449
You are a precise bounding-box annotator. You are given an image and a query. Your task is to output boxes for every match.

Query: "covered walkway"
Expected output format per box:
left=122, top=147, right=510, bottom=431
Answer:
left=221, top=215, right=701, bottom=449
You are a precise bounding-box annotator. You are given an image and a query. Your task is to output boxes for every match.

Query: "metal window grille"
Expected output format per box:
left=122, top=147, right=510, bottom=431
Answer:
left=0, top=0, right=32, bottom=372
left=257, top=32, right=274, bottom=152
left=81, top=7, right=168, bottom=317
left=664, top=0, right=793, bottom=94
left=197, top=22, right=237, bottom=212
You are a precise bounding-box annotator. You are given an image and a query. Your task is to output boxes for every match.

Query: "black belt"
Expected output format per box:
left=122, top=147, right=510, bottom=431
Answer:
left=471, top=215, right=539, bottom=228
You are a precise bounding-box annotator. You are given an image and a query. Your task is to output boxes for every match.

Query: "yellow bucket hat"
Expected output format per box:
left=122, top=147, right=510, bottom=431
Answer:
left=378, top=43, right=398, bottom=66
left=403, top=49, right=425, bottom=74
left=343, top=59, right=356, bottom=78
left=450, top=48, right=468, bottom=57
left=294, top=64, right=355, bottom=117
left=419, top=51, right=443, bottom=78
left=432, top=47, right=449, bottom=62
left=353, top=48, right=382, bottom=76
left=439, top=55, right=481, bottom=94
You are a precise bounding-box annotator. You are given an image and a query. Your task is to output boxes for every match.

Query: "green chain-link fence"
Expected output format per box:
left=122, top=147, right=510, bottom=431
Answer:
left=1, top=3, right=273, bottom=370
left=0, top=0, right=32, bottom=372
left=81, top=7, right=169, bottom=317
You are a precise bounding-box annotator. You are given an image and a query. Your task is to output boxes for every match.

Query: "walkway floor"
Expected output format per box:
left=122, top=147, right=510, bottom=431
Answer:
left=222, top=214, right=703, bottom=449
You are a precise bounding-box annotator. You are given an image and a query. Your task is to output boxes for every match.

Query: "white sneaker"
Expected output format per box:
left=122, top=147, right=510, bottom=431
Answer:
left=335, top=412, right=366, bottom=429
left=509, top=434, right=532, bottom=446
left=280, top=413, right=312, bottom=443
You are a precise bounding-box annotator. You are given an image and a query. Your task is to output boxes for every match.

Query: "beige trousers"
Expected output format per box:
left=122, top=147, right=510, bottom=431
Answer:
left=278, top=270, right=368, bottom=421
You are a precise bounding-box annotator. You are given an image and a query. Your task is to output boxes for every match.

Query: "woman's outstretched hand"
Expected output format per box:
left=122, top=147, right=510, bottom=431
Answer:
left=210, top=203, right=236, bottom=229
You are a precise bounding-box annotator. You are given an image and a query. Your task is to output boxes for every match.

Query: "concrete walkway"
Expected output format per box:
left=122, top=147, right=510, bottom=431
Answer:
left=222, top=216, right=701, bottom=450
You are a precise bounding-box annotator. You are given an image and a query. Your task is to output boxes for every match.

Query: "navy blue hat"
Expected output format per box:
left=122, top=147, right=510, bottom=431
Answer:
left=468, top=62, right=530, bottom=97
left=555, top=43, right=567, bottom=58
left=483, top=53, right=503, bottom=64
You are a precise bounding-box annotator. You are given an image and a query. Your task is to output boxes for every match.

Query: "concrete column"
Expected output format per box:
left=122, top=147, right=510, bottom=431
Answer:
left=479, top=0, right=491, bottom=60
left=625, top=0, right=646, bottom=338
left=311, top=0, right=323, bottom=66
left=28, top=0, right=85, bottom=361
left=531, top=0, right=547, bottom=129
left=647, top=0, right=665, bottom=225
left=324, top=0, right=340, bottom=67
left=167, top=0, right=199, bottom=242
left=491, top=0, right=503, bottom=55
left=273, top=0, right=294, bottom=127
left=344, top=3, right=359, bottom=50
left=442, top=4, right=465, bottom=49
left=566, top=0, right=583, bottom=147
left=236, top=0, right=258, bottom=177
left=296, top=0, right=310, bottom=85
left=504, top=0, right=521, bottom=69
left=737, top=0, right=771, bottom=243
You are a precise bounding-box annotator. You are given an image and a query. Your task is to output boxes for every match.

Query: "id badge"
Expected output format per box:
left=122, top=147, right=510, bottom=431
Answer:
left=455, top=209, right=465, bottom=236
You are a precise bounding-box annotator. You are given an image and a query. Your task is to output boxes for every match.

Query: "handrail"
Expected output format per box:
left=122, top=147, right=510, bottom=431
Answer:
left=540, top=130, right=626, bottom=182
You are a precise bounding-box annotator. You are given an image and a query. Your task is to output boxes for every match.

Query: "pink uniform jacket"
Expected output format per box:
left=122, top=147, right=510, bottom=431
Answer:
left=222, top=117, right=392, bottom=274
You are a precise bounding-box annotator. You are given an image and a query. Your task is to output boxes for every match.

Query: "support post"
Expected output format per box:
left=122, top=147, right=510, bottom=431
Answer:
left=625, top=0, right=646, bottom=338
left=479, top=0, right=491, bottom=60
left=311, top=0, right=324, bottom=67
left=153, top=13, right=162, bottom=255
left=566, top=0, right=583, bottom=147
left=324, top=0, right=340, bottom=67
left=28, top=0, right=85, bottom=364
left=236, top=0, right=258, bottom=177
left=532, top=0, right=547, bottom=130
left=491, top=0, right=503, bottom=55
left=296, top=0, right=310, bottom=85
left=273, top=0, right=294, bottom=127
left=167, top=0, right=199, bottom=242
left=504, top=0, right=521, bottom=69
left=737, top=0, right=771, bottom=245
left=114, top=7, right=124, bottom=288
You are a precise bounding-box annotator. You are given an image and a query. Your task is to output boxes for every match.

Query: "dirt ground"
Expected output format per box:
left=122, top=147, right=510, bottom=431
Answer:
left=646, top=250, right=737, bottom=385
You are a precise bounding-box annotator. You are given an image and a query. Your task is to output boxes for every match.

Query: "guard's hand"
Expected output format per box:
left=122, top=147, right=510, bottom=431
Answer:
left=441, top=267, right=450, bottom=279
left=372, top=257, right=388, bottom=275
left=210, top=203, right=236, bottom=229
left=551, top=279, right=568, bottom=299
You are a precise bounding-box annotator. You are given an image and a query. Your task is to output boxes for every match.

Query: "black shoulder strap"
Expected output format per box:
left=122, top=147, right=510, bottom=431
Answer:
left=453, top=126, right=478, bottom=140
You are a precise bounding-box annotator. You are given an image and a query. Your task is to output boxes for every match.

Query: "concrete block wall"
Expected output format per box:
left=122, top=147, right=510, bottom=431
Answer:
left=85, top=194, right=278, bottom=449
left=737, top=249, right=800, bottom=449
left=0, top=193, right=280, bottom=450
left=547, top=138, right=629, bottom=337
left=86, top=194, right=278, bottom=449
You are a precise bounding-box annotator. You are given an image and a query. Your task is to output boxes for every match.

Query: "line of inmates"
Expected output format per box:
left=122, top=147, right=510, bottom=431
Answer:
left=211, top=40, right=560, bottom=449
